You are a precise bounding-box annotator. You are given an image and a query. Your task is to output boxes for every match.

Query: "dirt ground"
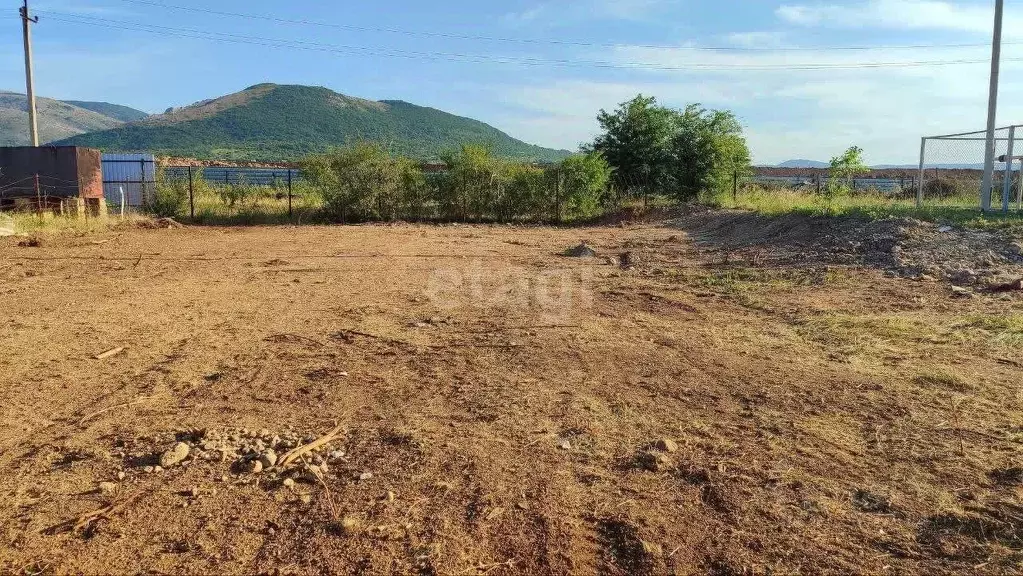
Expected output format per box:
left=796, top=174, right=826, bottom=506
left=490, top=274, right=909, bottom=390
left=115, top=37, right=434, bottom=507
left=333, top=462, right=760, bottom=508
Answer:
left=1, top=211, right=1021, bottom=575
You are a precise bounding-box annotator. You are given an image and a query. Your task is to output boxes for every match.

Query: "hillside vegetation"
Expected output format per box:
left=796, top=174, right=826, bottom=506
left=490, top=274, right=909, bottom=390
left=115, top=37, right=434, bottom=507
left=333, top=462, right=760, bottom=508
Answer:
left=61, top=100, right=148, bottom=123
left=57, top=84, right=570, bottom=162
left=0, top=91, right=126, bottom=146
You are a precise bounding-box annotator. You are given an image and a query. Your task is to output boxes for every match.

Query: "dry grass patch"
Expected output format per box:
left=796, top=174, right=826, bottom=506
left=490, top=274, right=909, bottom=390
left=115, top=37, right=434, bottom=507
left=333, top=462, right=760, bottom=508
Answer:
left=913, top=370, right=974, bottom=393
left=797, top=313, right=942, bottom=358
left=957, top=313, right=1023, bottom=348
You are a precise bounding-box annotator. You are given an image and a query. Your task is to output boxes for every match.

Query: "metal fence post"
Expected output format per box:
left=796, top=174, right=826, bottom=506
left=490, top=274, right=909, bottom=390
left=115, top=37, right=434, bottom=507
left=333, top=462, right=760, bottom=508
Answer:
left=287, top=169, right=293, bottom=218
left=916, top=137, right=926, bottom=208
left=140, top=158, right=147, bottom=208
left=732, top=169, right=738, bottom=202
left=554, top=167, right=561, bottom=224
left=187, top=165, right=195, bottom=219
left=1003, top=126, right=1016, bottom=214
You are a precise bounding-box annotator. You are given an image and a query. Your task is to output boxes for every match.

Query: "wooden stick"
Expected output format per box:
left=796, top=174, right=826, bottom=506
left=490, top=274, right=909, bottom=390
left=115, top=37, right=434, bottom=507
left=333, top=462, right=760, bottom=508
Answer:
left=276, top=422, right=345, bottom=469
left=335, top=329, right=413, bottom=347
left=78, top=396, right=155, bottom=426
left=94, top=347, right=125, bottom=360
left=264, top=333, right=324, bottom=347
left=42, top=493, right=138, bottom=535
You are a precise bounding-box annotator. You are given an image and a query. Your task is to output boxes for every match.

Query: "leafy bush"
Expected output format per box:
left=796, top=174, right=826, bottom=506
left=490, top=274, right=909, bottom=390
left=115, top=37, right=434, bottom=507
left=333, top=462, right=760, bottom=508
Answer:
left=500, top=163, right=547, bottom=221
left=438, top=144, right=501, bottom=221
left=923, top=177, right=971, bottom=199
left=558, top=152, right=613, bottom=219
left=301, top=142, right=408, bottom=222
left=151, top=167, right=187, bottom=217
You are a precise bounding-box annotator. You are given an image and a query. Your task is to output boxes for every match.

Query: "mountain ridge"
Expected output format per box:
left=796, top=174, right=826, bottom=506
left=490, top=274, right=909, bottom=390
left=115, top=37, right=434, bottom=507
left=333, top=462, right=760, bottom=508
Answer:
left=0, top=91, right=136, bottom=146
left=57, top=83, right=571, bottom=162
left=61, top=100, right=149, bottom=123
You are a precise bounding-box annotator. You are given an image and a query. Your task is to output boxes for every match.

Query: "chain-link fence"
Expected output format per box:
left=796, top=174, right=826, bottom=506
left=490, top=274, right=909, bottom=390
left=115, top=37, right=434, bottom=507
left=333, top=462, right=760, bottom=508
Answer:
left=918, top=125, right=1023, bottom=212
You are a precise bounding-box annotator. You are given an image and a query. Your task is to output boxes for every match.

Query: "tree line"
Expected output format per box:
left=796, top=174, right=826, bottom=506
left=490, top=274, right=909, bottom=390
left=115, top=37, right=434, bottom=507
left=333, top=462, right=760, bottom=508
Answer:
left=155, top=94, right=754, bottom=223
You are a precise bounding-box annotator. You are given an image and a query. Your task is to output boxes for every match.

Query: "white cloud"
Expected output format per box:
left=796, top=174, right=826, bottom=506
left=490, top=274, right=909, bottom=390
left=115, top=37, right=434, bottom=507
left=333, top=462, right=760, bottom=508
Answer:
left=723, top=31, right=789, bottom=48
left=776, top=0, right=1021, bottom=35
left=491, top=34, right=1023, bottom=165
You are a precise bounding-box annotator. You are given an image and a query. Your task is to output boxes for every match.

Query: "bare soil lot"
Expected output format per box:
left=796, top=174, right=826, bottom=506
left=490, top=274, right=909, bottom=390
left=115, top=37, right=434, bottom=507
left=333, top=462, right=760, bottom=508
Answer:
left=1, top=213, right=1021, bottom=575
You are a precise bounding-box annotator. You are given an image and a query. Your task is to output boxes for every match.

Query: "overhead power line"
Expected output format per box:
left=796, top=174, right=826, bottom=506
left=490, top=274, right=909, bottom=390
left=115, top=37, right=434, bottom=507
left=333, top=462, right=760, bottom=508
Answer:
left=38, top=10, right=1023, bottom=71
left=112, top=0, right=1012, bottom=53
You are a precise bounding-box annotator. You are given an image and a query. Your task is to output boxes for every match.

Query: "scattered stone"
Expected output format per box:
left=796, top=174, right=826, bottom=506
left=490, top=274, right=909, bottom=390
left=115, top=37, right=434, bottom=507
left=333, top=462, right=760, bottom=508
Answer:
left=154, top=466, right=164, bottom=473
left=246, top=460, right=264, bottom=474
left=951, top=285, right=975, bottom=299
left=1008, top=242, right=1023, bottom=258
left=159, top=442, right=190, bottom=468
left=303, top=464, right=325, bottom=482
left=327, top=450, right=346, bottom=461
left=564, top=242, right=597, bottom=258
left=258, top=449, right=278, bottom=469
left=619, top=252, right=638, bottom=269
left=557, top=439, right=572, bottom=450
left=938, top=225, right=954, bottom=233
left=642, top=540, right=663, bottom=555
left=98, top=481, right=118, bottom=495
left=116, top=471, right=126, bottom=481
left=282, top=478, right=296, bottom=489
left=340, top=516, right=360, bottom=535
left=299, top=493, right=312, bottom=505
left=655, top=438, right=679, bottom=453
left=359, top=472, right=374, bottom=482
left=143, top=466, right=154, bottom=474
left=636, top=450, right=672, bottom=472
left=189, top=486, right=200, bottom=498
left=988, top=278, right=1023, bottom=292
left=384, top=490, right=396, bottom=502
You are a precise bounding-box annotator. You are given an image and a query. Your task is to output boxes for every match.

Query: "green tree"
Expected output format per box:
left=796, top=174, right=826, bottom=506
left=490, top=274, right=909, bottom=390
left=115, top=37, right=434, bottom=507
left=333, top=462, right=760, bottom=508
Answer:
left=591, top=95, right=676, bottom=198
left=669, top=105, right=750, bottom=201
left=829, top=146, right=869, bottom=189
left=591, top=95, right=750, bottom=203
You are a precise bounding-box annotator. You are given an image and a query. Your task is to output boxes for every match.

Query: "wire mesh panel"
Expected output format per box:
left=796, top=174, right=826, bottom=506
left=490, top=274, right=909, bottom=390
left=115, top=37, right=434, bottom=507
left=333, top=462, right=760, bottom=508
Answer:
left=919, top=126, right=1022, bottom=211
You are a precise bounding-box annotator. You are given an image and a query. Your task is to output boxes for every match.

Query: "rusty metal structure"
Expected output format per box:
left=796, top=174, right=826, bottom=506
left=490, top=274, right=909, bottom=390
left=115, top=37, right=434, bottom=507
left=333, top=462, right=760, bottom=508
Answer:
left=0, top=146, right=104, bottom=213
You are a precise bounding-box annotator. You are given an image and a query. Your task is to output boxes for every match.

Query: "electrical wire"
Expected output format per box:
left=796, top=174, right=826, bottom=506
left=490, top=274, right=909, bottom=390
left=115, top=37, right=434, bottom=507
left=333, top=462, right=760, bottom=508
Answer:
left=0, top=176, right=38, bottom=194
left=37, top=11, right=1023, bottom=72
left=110, top=0, right=1016, bottom=53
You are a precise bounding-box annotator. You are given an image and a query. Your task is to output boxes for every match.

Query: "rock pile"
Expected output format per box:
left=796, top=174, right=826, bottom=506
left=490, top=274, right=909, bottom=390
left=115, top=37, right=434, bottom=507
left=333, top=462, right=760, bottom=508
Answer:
left=119, top=427, right=349, bottom=484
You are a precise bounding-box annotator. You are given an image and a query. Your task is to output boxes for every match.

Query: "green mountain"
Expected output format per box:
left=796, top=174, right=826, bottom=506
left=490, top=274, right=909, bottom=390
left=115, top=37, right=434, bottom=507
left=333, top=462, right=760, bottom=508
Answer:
left=56, top=83, right=571, bottom=162
left=61, top=100, right=149, bottom=123
left=0, top=91, right=126, bottom=146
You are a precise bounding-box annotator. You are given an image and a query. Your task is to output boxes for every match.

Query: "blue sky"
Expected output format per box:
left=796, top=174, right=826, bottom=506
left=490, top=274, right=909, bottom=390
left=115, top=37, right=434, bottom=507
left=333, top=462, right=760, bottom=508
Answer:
left=2, top=0, right=1023, bottom=164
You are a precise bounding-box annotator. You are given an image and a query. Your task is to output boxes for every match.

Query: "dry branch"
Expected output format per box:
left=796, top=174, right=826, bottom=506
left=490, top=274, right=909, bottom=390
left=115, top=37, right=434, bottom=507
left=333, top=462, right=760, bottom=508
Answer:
left=264, top=333, right=325, bottom=347
left=94, top=347, right=125, bottom=360
left=77, top=396, right=156, bottom=426
left=276, top=422, right=345, bottom=469
left=42, top=493, right=139, bottom=535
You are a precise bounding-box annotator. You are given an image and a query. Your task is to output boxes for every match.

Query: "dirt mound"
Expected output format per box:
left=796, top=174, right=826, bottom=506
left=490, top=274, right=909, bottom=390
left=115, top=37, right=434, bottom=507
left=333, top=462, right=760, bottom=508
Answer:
left=671, top=210, right=1023, bottom=286
left=563, top=242, right=597, bottom=257
left=130, top=217, right=185, bottom=230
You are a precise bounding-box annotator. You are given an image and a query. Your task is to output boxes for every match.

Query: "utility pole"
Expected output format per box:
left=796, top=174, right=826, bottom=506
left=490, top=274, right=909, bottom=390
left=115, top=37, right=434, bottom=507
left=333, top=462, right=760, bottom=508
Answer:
left=980, top=0, right=1004, bottom=213
left=20, top=0, right=40, bottom=147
